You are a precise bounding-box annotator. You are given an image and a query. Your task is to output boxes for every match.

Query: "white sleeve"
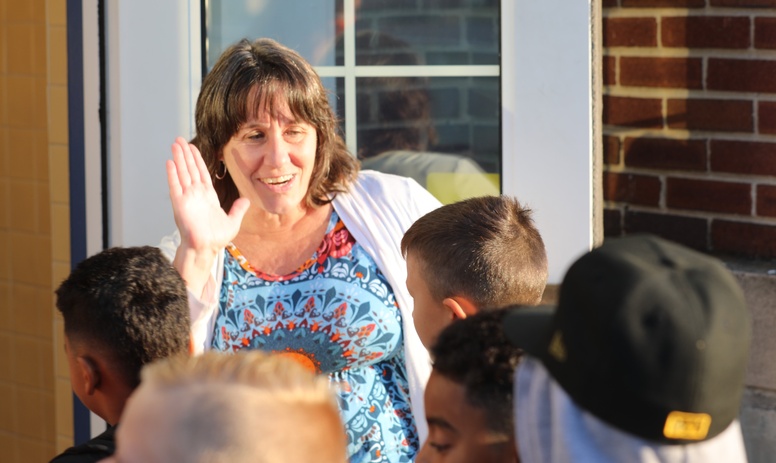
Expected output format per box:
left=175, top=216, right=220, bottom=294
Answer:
left=158, top=230, right=223, bottom=354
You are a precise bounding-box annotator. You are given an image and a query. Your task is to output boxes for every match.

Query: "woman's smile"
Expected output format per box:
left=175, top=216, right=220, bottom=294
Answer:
left=256, top=173, right=298, bottom=194
left=260, top=174, right=295, bottom=186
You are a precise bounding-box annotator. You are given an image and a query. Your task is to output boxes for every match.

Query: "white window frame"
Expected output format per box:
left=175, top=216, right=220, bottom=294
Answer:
left=313, top=0, right=501, bottom=156
left=85, top=0, right=597, bottom=283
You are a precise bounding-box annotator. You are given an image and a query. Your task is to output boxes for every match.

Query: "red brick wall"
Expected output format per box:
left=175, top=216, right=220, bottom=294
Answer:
left=602, top=1, right=776, bottom=259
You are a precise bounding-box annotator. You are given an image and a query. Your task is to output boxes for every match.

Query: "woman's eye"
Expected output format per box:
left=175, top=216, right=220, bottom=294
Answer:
left=285, top=129, right=304, bottom=139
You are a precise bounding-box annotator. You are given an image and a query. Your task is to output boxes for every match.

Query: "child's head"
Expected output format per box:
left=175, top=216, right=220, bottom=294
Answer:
left=402, top=195, right=547, bottom=348
left=106, top=351, right=346, bottom=463
left=418, top=310, right=521, bottom=463
left=55, top=246, right=190, bottom=424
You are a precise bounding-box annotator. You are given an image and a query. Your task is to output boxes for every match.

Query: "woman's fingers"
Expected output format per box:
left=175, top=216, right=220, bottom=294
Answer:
left=171, top=139, right=192, bottom=188
left=191, top=143, right=213, bottom=186
left=171, top=136, right=216, bottom=191
left=179, top=137, right=202, bottom=185
left=166, top=159, right=182, bottom=198
left=228, top=197, right=251, bottom=227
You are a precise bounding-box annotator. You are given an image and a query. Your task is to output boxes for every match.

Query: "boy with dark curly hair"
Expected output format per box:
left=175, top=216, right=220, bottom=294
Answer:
left=50, top=246, right=190, bottom=463
left=417, top=310, right=521, bottom=463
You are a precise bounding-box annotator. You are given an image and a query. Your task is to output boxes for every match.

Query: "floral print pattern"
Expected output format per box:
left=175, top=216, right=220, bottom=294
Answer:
left=211, top=211, right=418, bottom=462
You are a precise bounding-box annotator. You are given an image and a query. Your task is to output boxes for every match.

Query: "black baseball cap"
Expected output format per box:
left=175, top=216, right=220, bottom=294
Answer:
left=503, top=234, right=751, bottom=444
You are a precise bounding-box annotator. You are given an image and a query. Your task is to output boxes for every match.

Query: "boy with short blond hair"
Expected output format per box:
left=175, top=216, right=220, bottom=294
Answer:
left=105, top=351, right=347, bottom=463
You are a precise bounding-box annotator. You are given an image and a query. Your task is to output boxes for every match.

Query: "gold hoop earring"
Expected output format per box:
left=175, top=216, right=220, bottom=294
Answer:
left=215, top=161, right=227, bottom=180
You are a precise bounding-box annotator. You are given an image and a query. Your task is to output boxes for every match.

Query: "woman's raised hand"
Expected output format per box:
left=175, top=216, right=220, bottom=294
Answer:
left=166, top=137, right=249, bottom=294
left=167, top=137, right=249, bottom=250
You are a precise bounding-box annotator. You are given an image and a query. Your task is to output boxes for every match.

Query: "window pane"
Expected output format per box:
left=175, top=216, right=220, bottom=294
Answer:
left=206, top=0, right=342, bottom=68
left=324, top=77, right=346, bottom=138
left=357, top=76, right=500, bottom=201
left=352, top=0, right=500, bottom=66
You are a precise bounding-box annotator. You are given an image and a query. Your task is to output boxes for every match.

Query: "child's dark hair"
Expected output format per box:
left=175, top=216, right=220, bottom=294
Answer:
left=430, top=310, right=522, bottom=436
left=55, top=246, right=190, bottom=388
left=401, top=195, right=548, bottom=309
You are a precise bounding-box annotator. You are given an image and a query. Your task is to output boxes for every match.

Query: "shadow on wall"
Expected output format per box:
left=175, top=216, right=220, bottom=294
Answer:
left=601, top=8, right=776, bottom=261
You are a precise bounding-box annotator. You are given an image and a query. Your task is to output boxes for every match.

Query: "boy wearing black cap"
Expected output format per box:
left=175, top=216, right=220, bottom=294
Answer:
left=504, top=234, right=751, bottom=462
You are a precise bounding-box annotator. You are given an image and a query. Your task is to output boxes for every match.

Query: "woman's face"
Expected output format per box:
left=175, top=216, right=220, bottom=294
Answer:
left=222, top=98, right=318, bottom=217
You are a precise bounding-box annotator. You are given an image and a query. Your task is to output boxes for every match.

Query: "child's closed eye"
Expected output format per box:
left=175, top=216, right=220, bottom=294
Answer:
left=428, top=442, right=452, bottom=453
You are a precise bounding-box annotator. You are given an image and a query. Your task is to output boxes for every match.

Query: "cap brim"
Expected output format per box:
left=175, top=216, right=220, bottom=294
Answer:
left=502, top=305, right=555, bottom=357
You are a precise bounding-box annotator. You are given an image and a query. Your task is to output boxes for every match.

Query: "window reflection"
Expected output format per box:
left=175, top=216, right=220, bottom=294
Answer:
left=206, top=0, right=341, bottom=68
left=348, top=30, right=499, bottom=201
left=353, top=0, right=499, bottom=66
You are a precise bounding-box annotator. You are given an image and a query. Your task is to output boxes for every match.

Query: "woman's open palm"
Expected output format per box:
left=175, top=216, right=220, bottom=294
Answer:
left=166, top=137, right=249, bottom=252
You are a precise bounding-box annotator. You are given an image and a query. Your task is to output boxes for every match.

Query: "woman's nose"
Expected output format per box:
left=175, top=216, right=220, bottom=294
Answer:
left=263, top=132, right=289, bottom=167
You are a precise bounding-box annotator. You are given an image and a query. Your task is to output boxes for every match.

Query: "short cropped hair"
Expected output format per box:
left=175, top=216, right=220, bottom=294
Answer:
left=401, top=195, right=548, bottom=309
left=137, top=351, right=345, bottom=463
left=55, top=246, right=190, bottom=388
left=193, top=38, right=359, bottom=211
left=430, top=310, right=521, bottom=436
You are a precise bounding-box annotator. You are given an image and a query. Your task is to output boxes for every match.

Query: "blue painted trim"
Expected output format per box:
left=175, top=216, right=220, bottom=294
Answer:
left=66, top=0, right=91, bottom=445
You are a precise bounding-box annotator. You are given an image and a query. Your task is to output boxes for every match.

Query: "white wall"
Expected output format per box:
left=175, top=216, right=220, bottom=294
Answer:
left=105, top=0, right=201, bottom=246
left=502, top=1, right=597, bottom=283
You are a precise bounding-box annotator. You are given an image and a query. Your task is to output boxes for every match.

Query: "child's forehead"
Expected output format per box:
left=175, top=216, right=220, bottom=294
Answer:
left=426, top=370, right=473, bottom=414
left=427, top=370, right=513, bottom=442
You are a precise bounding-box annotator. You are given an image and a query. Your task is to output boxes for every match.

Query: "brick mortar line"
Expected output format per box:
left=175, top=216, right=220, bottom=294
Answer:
left=603, top=10, right=776, bottom=18
left=752, top=183, right=758, bottom=216
left=604, top=88, right=776, bottom=100
left=603, top=203, right=776, bottom=225
left=600, top=131, right=776, bottom=143
left=659, top=172, right=667, bottom=208
left=750, top=12, right=757, bottom=49
left=604, top=167, right=776, bottom=185
left=602, top=125, right=776, bottom=139
left=602, top=124, right=776, bottom=137
left=604, top=49, right=776, bottom=58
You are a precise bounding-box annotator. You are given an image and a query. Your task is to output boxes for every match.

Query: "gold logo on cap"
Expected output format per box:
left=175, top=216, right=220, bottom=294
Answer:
left=663, top=411, right=712, bottom=440
left=547, top=331, right=566, bottom=362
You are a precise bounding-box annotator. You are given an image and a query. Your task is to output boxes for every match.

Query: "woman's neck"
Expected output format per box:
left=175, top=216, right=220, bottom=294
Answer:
left=238, top=201, right=326, bottom=238
left=231, top=202, right=333, bottom=275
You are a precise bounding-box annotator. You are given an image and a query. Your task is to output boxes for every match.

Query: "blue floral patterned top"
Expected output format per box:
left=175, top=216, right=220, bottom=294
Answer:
left=211, top=210, right=418, bottom=463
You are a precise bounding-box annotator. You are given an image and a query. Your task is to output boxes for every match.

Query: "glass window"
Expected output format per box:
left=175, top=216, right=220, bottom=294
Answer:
left=205, top=0, right=501, bottom=203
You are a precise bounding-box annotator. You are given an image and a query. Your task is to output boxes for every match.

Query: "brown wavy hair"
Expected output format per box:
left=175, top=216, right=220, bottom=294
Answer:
left=192, top=38, right=359, bottom=211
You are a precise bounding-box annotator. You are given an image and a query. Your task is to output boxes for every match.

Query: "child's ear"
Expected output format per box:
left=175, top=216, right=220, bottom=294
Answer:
left=76, top=356, right=102, bottom=395
left=442, top=296, right=478, bottom=320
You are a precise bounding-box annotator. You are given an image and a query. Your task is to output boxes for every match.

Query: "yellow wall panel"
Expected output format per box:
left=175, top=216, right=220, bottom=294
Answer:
left=9, top=181, right=36, bottom=233
left=47, top=85, right=67, bottom=144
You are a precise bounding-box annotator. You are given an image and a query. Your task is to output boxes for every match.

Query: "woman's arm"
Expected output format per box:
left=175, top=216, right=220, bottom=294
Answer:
left=166, top=137, right=249, bottom=299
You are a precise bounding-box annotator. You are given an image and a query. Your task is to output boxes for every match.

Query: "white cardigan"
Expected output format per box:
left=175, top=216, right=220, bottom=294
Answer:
left=159, top=170, right=441, bottom=440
